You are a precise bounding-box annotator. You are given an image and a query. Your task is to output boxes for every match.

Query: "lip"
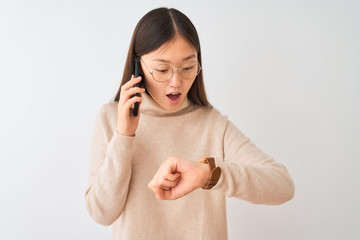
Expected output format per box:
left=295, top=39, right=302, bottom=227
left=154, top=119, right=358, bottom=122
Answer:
left=167, top=91, right=180, bottom=95
left=166, top=92, right=182, bottom=104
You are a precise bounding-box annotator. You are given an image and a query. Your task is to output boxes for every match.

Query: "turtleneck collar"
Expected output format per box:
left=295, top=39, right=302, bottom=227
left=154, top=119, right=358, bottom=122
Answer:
left=140, top=91, right=197, bottom=117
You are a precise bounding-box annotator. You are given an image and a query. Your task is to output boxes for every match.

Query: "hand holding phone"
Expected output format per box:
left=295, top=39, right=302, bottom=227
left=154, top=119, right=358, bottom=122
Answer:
left=115, top=57, right=145, bottom=136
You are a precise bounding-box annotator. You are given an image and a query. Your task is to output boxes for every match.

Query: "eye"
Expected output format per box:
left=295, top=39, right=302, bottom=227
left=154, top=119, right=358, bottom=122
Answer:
left=183, top=66, right=194, bottom=71
left=156, top=69, right=169, bottom=73
left=182, top=61, right=197, bottom=71
left=154, top=64, right=171, bottom=74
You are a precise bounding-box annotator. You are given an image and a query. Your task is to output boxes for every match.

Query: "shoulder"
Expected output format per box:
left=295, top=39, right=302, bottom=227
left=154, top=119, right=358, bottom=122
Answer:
left=97, top=101, right=117, bottom=117
left=197, top=105, right=228, bottom=122
left=94, top=101, right=118, bottom=130
left=195, top=106, right=229, bottom=136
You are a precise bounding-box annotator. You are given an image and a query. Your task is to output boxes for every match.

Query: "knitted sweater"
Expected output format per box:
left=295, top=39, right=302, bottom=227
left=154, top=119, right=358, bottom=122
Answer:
left=85, top=92, right=295, bottom=240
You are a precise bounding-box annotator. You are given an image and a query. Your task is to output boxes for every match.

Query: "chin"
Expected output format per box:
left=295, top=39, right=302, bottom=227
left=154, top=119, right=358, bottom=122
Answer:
left=164, top=104, right=178, bottom=111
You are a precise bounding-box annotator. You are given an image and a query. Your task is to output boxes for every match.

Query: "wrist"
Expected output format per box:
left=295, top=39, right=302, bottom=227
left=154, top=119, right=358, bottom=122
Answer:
left=197, top=157, right=221, bottom=190
left=116, top=128, right=135, bottom=137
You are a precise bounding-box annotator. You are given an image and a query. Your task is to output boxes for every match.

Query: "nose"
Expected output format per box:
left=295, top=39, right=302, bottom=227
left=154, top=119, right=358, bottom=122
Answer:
left=168, top=69, right=182, bottom=88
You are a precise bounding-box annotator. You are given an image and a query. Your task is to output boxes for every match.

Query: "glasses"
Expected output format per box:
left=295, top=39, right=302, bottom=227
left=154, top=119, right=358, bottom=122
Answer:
left=140, top=58, right=201, bottom=82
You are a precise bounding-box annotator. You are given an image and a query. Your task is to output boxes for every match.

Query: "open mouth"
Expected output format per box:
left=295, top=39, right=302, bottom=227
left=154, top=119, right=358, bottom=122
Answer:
left=167, top=93, right=181, bottom=100
left=166, top=93, right=182, bottom=103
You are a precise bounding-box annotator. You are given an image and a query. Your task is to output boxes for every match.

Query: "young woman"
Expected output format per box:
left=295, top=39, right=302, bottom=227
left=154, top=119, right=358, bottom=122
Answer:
left=85, top=7, right=295, bottom=240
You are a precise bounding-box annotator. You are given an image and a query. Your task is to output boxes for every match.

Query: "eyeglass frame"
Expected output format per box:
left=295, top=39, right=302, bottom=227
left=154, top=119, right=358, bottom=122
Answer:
left=139, top=57, right=202, bottom=82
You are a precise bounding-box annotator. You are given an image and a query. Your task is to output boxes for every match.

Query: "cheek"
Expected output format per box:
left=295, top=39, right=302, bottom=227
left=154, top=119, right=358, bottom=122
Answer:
left=141, top=65, right=151, bottom=82
left=186, top=79, right=196, bottom=91
left=141, top=70, right=150, bottom=82
left=142, top=72, right=153, bottom=89
left=143, top=76, right=160, bottom=97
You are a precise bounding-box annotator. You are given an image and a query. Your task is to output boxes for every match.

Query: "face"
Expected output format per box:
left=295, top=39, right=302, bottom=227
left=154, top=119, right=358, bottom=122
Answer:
left=140, top=35, right=198, bottom=111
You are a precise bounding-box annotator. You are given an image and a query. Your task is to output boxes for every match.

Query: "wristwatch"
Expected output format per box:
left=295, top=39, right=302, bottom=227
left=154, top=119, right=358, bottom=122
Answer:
left=197, top=157, right=221, bottom=190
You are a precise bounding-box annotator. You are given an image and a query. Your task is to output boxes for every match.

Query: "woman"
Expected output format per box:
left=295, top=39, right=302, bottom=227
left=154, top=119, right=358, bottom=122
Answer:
left=85, top=7, right=295, bottom=240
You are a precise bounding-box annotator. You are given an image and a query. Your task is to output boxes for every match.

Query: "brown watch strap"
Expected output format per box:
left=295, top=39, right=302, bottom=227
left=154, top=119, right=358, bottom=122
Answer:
left=197, top=157, right=221, bottom=190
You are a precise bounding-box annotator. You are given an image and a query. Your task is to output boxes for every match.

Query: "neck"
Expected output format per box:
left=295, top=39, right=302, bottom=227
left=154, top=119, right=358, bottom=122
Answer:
left=140, top=92, right=196, bottom=117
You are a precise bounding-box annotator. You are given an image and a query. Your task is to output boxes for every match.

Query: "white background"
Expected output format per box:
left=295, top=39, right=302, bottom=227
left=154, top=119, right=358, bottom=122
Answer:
left=1, top=0, right=359, bottom=239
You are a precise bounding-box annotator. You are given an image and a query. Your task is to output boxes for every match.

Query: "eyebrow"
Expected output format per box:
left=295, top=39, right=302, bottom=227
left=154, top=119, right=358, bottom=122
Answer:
left=151, top=54, right=196, bottom=63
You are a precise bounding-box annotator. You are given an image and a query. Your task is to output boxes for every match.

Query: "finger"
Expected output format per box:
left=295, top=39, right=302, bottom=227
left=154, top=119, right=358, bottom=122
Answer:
left=119, top=88, right=145, bottom=108
left=154, top=187, right=166, bottom=200
left=165, top=173, right=180, bottom=182
left=121, top=75, right=142, bottom=92
left=124, top=96, right=143, bottom=111
left=159, top=179, right=178, bottom=189
left=123, top=75, right=142, bottom=90
left=122, top=87, right=145, bottom=102
left=160, top=186, right=171, bottom=191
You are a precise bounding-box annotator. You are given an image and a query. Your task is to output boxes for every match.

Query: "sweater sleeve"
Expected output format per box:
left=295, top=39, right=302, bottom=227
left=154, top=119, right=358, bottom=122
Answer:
left=211, top=116, right=295, bottom=205
left=84, top=105, right=134, bottom=226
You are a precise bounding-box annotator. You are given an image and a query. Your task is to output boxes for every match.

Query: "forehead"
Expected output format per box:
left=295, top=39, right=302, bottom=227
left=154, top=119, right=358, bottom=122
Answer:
left=146, top=35, right=197, bottom=63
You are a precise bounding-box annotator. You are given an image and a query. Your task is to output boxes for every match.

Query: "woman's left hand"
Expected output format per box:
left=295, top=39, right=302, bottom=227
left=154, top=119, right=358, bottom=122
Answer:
left=148, top=156, right=210, bottom=200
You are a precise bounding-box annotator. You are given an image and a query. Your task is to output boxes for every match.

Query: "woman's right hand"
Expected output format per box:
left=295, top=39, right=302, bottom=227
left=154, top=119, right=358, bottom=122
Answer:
left=116, top=75, right=146, bottom=136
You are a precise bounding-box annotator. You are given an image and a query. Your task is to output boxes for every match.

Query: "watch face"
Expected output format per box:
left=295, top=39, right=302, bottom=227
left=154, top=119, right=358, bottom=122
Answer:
left=197, top=157, right=220, bottom=189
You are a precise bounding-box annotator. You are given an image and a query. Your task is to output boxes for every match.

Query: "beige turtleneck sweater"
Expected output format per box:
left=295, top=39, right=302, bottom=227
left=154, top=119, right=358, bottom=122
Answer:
left=85, top=92, right=295, bottom=240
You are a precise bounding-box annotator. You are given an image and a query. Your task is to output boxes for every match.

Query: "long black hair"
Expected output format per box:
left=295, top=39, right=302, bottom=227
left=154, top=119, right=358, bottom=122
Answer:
left=111, top=7, right=211, bottom=107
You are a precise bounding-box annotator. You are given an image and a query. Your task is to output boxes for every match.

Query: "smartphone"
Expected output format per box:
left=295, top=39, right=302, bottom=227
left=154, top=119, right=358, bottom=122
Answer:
left=132, top=57, right=140, bottom=116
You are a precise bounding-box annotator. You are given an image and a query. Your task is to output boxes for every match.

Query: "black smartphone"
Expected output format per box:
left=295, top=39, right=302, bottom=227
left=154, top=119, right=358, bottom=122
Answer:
left=132, top=57, right=140, bottom=116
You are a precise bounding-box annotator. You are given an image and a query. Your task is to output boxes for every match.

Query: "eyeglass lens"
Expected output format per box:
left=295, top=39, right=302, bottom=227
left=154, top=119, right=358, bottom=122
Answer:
left=152, top=61, right=200, bottom=82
